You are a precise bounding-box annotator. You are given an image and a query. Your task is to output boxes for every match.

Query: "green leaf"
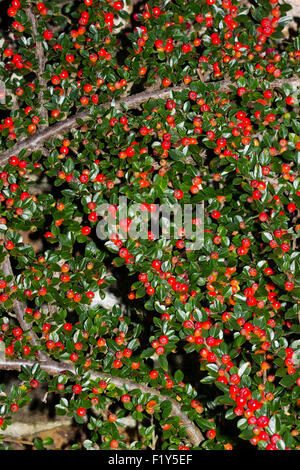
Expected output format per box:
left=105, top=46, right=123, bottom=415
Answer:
left=238, top=362, right=251, bottom=377
left=158, top=355, right=169, bottom=371
left=279, top=375, right=296, bottom=387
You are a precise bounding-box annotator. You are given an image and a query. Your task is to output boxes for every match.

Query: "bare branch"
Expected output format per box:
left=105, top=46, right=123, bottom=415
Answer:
left=0, top=251, right=48, bottom=361
left=0, top=357, right=204, bottom=446
left=26, top=4, right=48, bottom=128
left=0, top=75, right=299, bottom=168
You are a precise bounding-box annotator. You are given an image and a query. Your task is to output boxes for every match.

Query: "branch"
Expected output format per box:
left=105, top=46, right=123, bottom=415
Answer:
left=0, top=76, right=299, bottom=168
left=0, top=357, right=204, bottom=446
left=26, top=4, right=48, bottom=128
left=0, top=252, right=48, bottom=361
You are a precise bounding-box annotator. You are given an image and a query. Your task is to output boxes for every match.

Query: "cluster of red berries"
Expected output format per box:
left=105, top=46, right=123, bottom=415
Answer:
left=36, top=2, right=49, bottom=15
left=7, top=0, right=21, bottom=18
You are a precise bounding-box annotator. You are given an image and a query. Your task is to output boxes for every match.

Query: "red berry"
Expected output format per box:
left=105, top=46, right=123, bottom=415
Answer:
left=43, top=30, right=53, bottom=40
left=206, top=429, right=216, bottom=439
left=149, top=370, right=158, bottom=379
left=211, top=210, right=221, bottom=219
left=81, top=226, right=91, bottom=236
left=10, top=404, right=19, bottom=413
left=30, top=379, right=39, bottom=388
left=77, top=407, right=86, bottom=417
left=72, top=384, right=82, bottom=394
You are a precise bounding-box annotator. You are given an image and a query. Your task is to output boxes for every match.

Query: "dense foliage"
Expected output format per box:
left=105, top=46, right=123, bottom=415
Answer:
left=0, top=0, right=299, bottom=451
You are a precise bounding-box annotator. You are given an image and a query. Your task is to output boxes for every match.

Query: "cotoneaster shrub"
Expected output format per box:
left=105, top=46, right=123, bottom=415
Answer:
left=0, top=0, right=299, bottom=451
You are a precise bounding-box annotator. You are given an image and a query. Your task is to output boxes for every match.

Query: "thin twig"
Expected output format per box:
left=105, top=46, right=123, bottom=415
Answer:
left=1, top=437, right=33, bottom=446
left=26, top=4, right=48, bottom=128
left=149, top=414, right=158, bottom=450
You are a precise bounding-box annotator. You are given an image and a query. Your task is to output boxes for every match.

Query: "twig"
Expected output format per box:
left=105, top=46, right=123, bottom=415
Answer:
left=26, top=4, right=48, bottom=128
left=0, top=250, right=48, bottom=361
left=1, top=437, right=33, bottom=446
left=0, top=76, right=299, bottom=168
left=263, top=354, right=267, bottom=385
left=0, top=357, right=205, bottom=447
left=149, top=414, right=158, bottom=450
